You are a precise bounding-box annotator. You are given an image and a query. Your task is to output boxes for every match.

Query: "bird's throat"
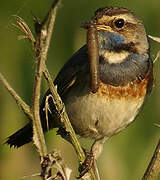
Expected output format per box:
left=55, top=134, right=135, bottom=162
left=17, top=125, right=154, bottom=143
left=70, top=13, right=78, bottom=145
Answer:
left=99, top=53, right=150, bottom=86
left=101, top=50, right=130, bottom=64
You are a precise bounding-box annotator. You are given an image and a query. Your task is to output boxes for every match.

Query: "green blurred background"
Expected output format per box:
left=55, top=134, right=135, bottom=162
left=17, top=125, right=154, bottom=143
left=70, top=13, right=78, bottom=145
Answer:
left=0, top=0, right=160, bottom=179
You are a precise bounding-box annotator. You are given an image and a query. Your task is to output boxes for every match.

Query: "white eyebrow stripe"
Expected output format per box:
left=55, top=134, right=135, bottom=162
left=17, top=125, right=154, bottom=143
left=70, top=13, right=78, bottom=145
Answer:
left=99, top=14, right=140, bottom=24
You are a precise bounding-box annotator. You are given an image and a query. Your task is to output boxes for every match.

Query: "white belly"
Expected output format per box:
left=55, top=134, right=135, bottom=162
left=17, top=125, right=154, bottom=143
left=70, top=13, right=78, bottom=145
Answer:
left=65, top=91, right=145, bottom=139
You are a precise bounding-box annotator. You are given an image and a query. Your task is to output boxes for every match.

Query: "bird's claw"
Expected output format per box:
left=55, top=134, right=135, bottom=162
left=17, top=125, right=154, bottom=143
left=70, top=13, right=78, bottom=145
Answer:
left=77, top=151, right=94, bottom=179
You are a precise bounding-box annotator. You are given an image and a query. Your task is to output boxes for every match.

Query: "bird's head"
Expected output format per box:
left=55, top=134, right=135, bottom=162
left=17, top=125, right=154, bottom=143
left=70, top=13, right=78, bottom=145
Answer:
left=87, top=7, right=149, bottom=64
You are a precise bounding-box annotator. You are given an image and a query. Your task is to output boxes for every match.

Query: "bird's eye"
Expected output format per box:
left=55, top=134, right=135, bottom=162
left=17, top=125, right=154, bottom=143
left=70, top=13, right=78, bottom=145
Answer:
left=114, top=18, right=125, bottom=29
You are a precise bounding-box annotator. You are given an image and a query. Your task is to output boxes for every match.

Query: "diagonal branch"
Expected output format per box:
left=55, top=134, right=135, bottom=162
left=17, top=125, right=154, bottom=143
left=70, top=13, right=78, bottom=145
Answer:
left=43, top=68, right=86, bottom=161
left=142, top=139, right=160, bottom=180
left=43, top=68, right=97, bottom=180
left=0, top=72, right=33, bottom=120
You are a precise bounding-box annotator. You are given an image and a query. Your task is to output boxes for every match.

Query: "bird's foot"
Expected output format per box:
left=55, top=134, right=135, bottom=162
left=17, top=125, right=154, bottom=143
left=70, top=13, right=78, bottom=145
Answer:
left=77, top=151, right=94, bottom=179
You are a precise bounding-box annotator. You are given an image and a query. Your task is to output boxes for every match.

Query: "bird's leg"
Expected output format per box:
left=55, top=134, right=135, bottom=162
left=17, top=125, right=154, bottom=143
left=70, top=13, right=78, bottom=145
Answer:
left=91, top=136, right=108, bottom=159
left=78, top=137, right=108, bottom=179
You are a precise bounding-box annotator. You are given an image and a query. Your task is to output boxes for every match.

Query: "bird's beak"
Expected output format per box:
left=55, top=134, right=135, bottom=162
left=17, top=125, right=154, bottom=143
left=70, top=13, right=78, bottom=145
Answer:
left=82, top=22, right=112, bottom=32
left=96, top=24, right=112, bottom=32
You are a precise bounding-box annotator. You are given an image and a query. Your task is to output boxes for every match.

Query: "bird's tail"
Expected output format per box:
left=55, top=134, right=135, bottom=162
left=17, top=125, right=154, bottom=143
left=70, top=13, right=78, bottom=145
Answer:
left=5, top=90, right=57, bottom=148
left=5, top=123, right=33, bottom=148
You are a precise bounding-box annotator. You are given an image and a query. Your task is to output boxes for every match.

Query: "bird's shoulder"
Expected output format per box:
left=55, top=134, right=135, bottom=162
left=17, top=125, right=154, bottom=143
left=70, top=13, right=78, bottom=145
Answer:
left=54, top=45, right=89, bottom=96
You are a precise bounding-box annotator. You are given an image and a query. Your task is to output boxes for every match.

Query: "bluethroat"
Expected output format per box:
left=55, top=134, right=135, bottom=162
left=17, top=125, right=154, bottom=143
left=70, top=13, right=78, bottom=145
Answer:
left=6, top=7, right=153, bottom=161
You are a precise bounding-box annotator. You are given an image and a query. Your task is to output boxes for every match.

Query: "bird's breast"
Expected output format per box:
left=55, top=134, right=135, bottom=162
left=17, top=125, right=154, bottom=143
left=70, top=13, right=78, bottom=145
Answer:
left=64, top=75, right=149, bottom=139
left=96, top=74, right=148, bottom=99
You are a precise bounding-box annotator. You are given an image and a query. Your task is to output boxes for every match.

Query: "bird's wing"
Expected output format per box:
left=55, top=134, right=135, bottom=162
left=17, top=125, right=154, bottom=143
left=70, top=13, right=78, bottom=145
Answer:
left=39, top=45, right=89, bottom=130
left=40, top=45, right=88, bottom=112
left=54, top=45, right=88, bottom=96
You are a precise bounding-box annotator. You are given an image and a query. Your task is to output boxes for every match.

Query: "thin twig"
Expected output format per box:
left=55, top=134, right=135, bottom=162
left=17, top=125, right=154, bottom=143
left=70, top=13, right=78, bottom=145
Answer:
left=32, top=26, right=48, bottom=158
left=38, top=0, right=92, bottom=177
left=153, top=50, right=160, bottom=64
left=142, top=139, right=160, bottom=180
left=32, top=0, right=61, bottom=159
left=141, top=34, right=160, bottom=179
left=148, top=35, right=160, bottom=43
left=13, top=15, right=36, bottom=47
left=0, top=72, right=33, bottom=120
left=43, top=68, right=85, bottom=161
left=21, top=173, right=41, bottom=179
left=43, top=68, right=97, bottom=180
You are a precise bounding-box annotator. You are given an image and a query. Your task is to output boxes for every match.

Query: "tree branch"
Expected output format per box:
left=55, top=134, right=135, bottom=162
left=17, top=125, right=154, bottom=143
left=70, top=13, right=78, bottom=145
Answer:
left=142, top=139, right=160, bottom=180
left=0, top=72, right=33, bottom=120
left=31, top=0, right=61, bottom=161
left=43, top=68, right=86, bottom=161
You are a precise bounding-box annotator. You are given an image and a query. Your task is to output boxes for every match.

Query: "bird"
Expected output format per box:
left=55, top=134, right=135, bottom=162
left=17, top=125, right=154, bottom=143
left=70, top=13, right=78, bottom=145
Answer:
left=6, top=6, right=153, bottom=161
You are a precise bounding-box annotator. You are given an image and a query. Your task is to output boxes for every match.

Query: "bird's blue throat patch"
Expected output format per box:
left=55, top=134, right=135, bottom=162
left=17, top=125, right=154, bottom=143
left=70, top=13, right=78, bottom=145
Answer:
left=98, top=30, right=139, bottom=58
left=98, top=31, right=126, bottom=51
